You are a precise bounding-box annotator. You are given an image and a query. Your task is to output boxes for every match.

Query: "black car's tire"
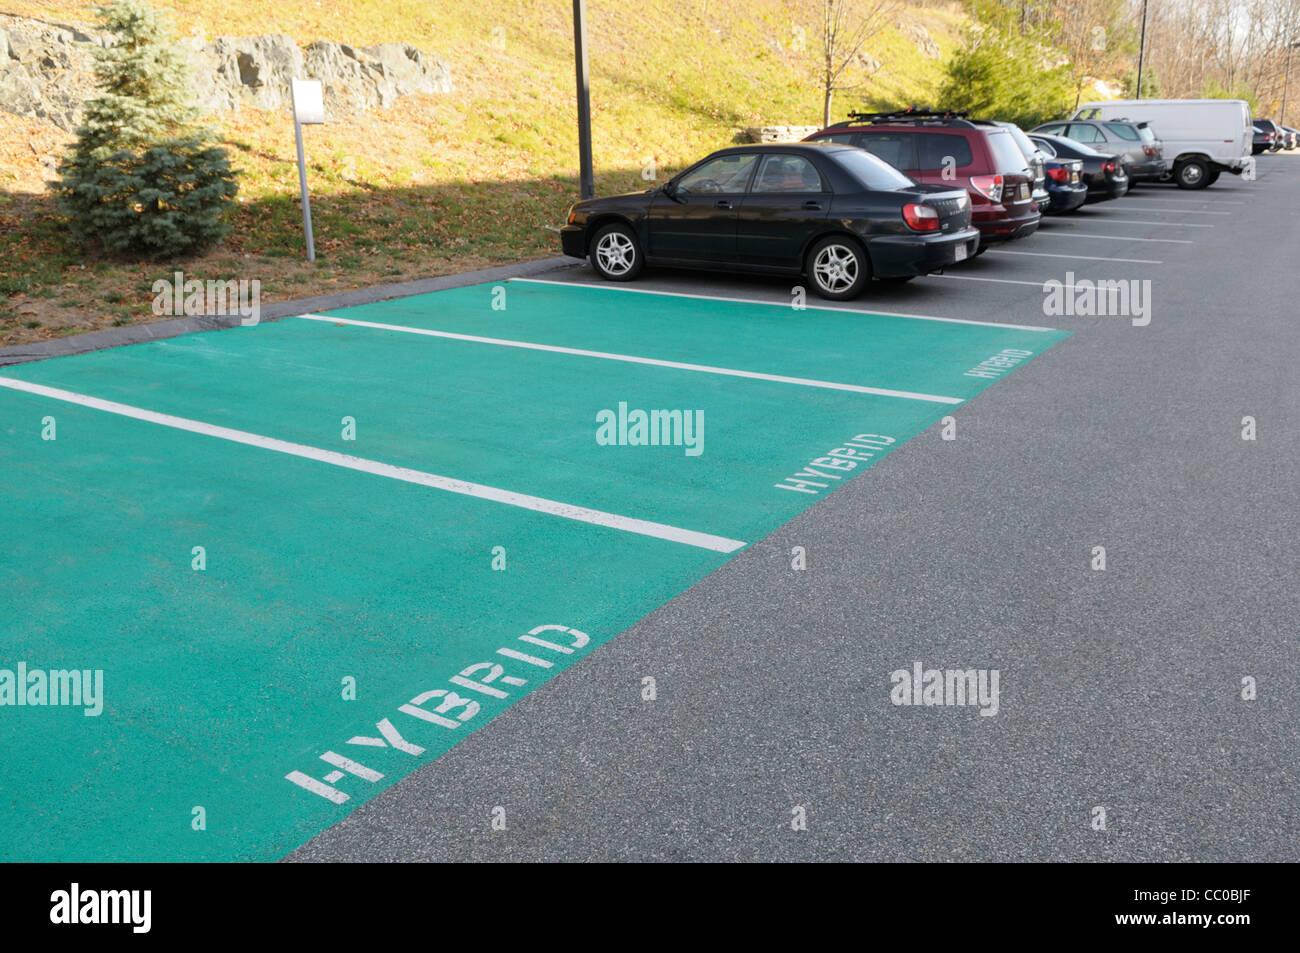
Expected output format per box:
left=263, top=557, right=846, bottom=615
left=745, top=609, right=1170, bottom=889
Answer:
left=805, top=236, right=871, bottom=300
left=1174, top=158, right=1211, bottom=189
left=588, top=223, right=644, bottom=282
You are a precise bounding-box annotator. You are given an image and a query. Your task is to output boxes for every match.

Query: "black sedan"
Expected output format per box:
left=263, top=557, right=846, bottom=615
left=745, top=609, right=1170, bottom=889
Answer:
left=560, top=143, right=979, bottom=300
left=1028, top=134, right=1128, bottom=203
left=1040, top=156, right=1087, bottom=215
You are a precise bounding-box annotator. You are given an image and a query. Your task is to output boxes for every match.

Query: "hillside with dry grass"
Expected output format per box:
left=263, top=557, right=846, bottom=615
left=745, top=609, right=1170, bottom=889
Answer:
left=0, top=0, right=967, bottom=343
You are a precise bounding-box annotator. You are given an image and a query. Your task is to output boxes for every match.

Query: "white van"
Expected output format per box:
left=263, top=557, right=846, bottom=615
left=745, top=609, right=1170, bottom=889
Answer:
left=1071, top=99, right=1252, bottom=189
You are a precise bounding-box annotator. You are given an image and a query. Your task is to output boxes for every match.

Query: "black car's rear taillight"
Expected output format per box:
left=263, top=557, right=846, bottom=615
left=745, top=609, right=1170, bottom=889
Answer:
left=901, top=203, right=940, bottom=232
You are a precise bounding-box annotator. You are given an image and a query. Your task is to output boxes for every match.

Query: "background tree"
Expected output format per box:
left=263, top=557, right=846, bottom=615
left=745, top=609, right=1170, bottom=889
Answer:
left=787, top=0, right=901, bottom=126
left=939, top=1, right=1073, bottom=126
left=55, top=0, right=238, bottom=258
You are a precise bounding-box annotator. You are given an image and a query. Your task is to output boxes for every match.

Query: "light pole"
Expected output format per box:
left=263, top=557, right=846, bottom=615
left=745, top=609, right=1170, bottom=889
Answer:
left=1282, top=40, right=1300, bottom=127
left=1135, top=0, right=1149, bottom=99
left=573, top=0, right=595, bottom=200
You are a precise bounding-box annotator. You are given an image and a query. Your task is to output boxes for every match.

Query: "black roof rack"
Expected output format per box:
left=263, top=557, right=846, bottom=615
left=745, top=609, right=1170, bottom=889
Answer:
left=833, top=106, right=976, bottom=128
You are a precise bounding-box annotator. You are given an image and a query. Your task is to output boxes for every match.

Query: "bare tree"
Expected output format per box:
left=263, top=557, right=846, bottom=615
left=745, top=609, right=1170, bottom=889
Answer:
left=789, top=0, right=899, bottom=126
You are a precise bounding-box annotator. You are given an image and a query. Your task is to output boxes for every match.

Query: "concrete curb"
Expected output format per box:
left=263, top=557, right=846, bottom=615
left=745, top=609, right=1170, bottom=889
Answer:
left=0, top=255, right=582, bottom=367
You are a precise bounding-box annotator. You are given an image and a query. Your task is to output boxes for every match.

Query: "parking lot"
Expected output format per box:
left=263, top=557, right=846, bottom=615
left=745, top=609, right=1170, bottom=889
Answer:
left=2, top=155, right=1297, bottom=863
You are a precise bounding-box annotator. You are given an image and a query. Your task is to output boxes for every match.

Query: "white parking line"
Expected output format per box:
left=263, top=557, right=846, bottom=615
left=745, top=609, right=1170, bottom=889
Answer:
left=985, top=250, right=1163, bottom=264
left=1089, top=207, right=1231, bottom=215
left=1078, top=219, right=1214, bottom=228
left=292, top=314, right=967, bottom=404
left=1126, top=200, right=1243, bottom=207
left=932, top=275, right=1073, bottom=289
left=510, top=277, right=1056, bottom=332
left=0, top=376, right=749, bottom=554
left=1036, top=232, right=1194, bottom=244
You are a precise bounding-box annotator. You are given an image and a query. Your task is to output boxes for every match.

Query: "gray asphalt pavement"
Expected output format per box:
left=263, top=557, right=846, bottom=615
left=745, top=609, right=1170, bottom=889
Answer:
left=289, top=155, right=1299, bottom=862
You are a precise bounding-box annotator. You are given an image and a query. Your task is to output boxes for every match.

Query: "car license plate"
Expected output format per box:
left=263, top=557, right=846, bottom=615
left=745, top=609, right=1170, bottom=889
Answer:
left=1071, top=171, right=1079, bottom=183
left=1019, top=182, right=1029, bottom=199
left=954, top=242, right=968, bottom=262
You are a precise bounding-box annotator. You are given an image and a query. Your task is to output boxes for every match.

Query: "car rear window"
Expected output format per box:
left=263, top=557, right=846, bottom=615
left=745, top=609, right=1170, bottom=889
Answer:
left=1136, top=125, right=1156, bottom=143
left=1104, top=122, right=1140, bottom=140
left=1060, top=138, right=1103, bottom=157
left=855, top=132, right=915, bottom=170
left=1000, top=124, right=1038, bottom=159
left=984, top=130, right=1031, bottom=173
left=830, top=148, right=916, bottom=190
left=916, top=133, right=974, bottom=169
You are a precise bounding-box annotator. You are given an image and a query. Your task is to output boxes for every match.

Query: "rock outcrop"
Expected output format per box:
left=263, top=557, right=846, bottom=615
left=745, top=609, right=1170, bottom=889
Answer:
left=0, top=14, right=452, bottom=131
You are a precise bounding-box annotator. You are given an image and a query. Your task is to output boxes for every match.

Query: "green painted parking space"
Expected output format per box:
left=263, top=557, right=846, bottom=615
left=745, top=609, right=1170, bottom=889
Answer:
left=0, top=390, right=729, bottom=861
left=1, top=320, right=959, bottom=543
left=0, top=280, right=1068, bottom=861
left=302, top=279, right=1067, bottom=402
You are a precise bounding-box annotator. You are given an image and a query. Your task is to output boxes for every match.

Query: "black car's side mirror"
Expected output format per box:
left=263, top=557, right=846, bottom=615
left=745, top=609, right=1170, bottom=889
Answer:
left=663, top=180, right=684, bottom=202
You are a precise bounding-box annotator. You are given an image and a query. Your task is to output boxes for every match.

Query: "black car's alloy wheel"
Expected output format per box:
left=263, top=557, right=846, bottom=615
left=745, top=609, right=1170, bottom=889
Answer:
left=806, top=236, right=870, bottom=300
left=589, top=223, right=644, bottom=281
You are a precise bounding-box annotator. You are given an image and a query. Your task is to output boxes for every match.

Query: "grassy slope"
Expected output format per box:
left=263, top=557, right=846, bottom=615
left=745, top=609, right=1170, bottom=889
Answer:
left=0, top=0, right=965, bottom=343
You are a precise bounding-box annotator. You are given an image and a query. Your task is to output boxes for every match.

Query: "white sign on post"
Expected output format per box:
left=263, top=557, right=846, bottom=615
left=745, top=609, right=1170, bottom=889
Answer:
left=290, top=79, right=325, bottom=261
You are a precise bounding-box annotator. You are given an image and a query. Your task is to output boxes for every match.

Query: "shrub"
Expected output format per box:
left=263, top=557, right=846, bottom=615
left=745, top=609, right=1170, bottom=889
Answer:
left=55, top=0, right=238, bottom=258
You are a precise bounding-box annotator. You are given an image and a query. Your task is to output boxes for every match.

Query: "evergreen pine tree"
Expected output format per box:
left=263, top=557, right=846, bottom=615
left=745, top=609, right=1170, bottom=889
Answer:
left=55, top=0, right=239, bottom=257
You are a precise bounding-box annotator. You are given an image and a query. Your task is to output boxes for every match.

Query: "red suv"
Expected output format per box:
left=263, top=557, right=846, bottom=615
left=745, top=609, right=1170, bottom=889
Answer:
left=805, top=109, right=1040, bottom=249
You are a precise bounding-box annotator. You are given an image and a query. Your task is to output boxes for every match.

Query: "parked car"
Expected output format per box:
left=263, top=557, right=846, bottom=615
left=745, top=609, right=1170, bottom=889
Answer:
left=1252, top=123, right=1278, bottom=154
left=1252, top=118, right=1285, bottom=152
left=992, top=120, right=1050, bottom=209
left=1031, top=118, right=1167, bottom=183
left=1028, top=133, right=1129, bottom=203
left=804, top=108, right=1039, bottom=250
left=560, top=142, right=979, bottom=299
left=1072, top=99, right=1252, bottom=188
left=1284, top=126, right=1300, bottom=150
left=1039, top=154, right=1087, bottom=214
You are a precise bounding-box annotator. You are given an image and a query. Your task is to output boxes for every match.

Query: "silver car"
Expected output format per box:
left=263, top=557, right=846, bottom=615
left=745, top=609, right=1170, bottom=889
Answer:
left=990, top=121, right=1049, bottom=207
left=1031, top=118, right=1168, bottom=182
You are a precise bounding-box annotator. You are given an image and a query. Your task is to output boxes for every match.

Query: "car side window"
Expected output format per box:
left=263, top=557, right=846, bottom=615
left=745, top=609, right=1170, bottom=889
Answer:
left=1031, top=138, right=1057, bottom=157
left=855, top=132, right=917, bottom=171
left=818, top=133, right=858, bottom=145
left=751, top=154, right=827, bottom=193
left=1104, top=122, right=1140, bottom=141
left=1037, top=123, right=1066, bottom=135
left=676, top=154, right=759, bottom=194
left=1068, top=123, right=1104, bottom=143
left=917, top=133, right=974, bottom=169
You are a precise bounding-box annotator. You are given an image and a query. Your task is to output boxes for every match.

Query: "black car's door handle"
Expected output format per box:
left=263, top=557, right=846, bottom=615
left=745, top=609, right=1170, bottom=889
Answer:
left=802, top=200, right=822, bottom=210
left=714, top=199, right=732, bottom=209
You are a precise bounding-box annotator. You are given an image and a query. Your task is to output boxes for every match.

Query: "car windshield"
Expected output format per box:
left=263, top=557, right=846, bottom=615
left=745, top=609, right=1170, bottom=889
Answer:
left=985, top=130, right=1031, bottom=172
left=831, top=148, right=916, bottom=190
